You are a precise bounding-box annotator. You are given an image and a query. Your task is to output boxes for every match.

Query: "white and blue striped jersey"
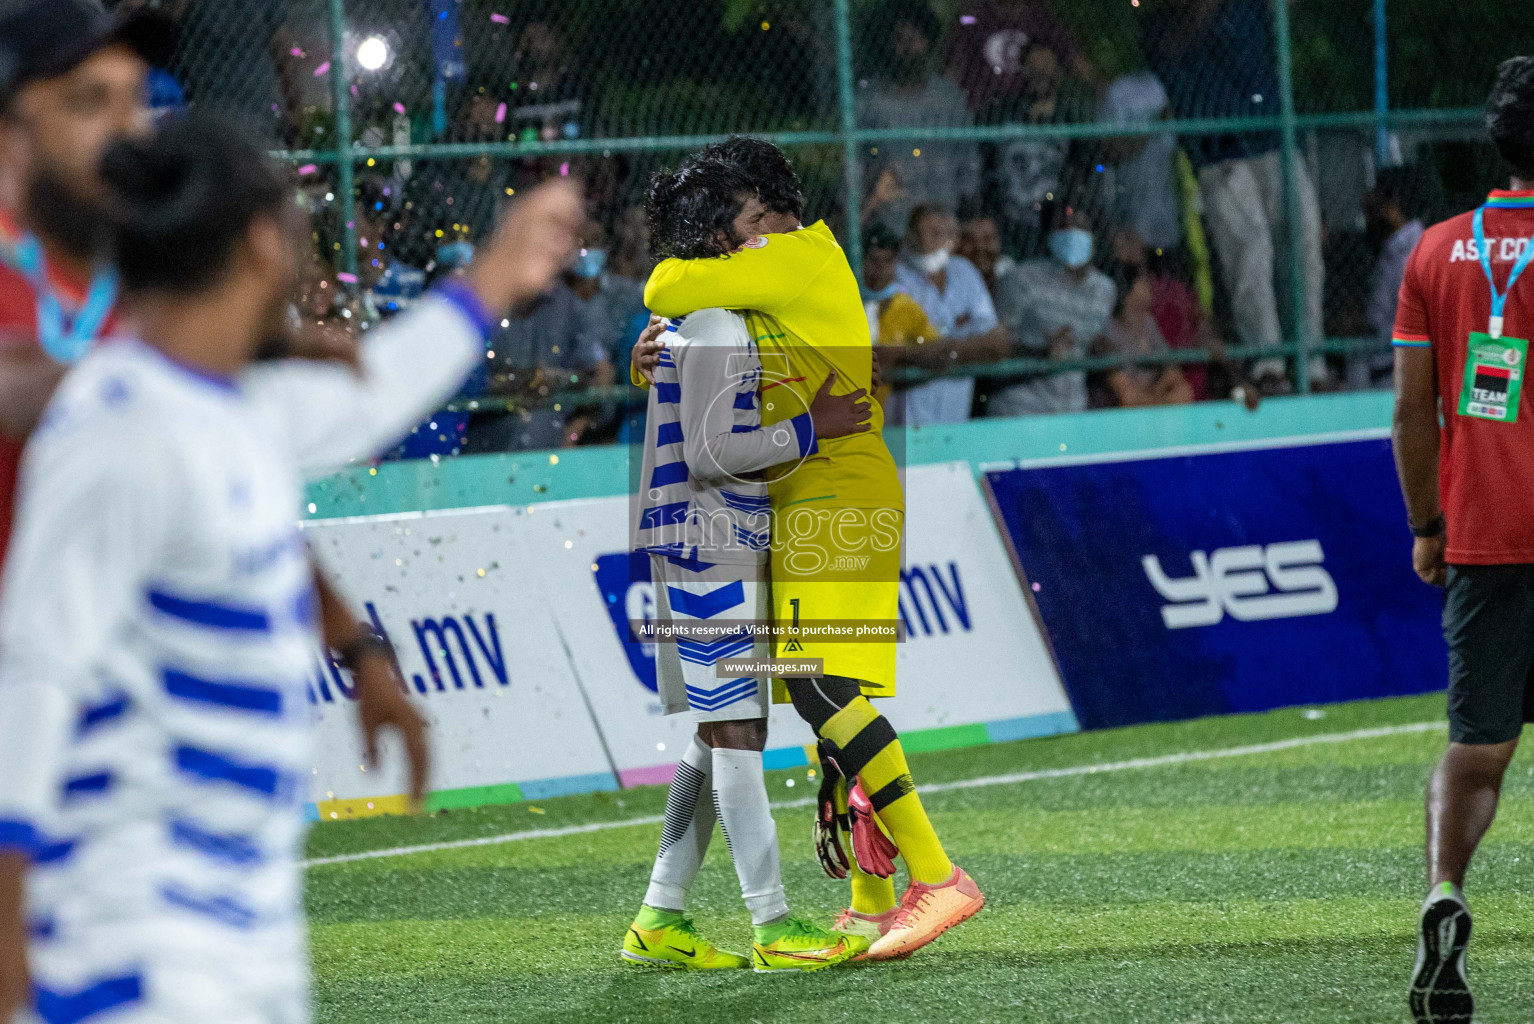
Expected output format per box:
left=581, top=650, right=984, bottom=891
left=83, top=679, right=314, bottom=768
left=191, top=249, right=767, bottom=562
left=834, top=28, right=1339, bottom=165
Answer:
left=631, top=308, right=817, bottom=565
left=0, top=291, right=486, bottom=1016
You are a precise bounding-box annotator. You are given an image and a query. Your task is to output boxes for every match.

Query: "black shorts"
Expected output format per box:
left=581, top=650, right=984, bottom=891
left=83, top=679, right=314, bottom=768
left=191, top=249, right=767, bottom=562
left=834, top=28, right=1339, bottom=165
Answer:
left=1443, top=564, right=1534, bottom=745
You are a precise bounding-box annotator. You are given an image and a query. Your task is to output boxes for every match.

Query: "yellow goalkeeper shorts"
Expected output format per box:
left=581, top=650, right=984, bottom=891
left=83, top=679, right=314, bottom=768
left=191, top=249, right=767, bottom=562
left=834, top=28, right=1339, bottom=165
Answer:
left=768, top=506, right=902, bottom=701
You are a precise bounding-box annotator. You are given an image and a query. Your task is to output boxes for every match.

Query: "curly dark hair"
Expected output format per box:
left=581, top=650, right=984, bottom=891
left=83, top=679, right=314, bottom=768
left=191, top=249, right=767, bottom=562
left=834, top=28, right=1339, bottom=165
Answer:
left=645, top=159, right=757, bottom=261
left=1488, top=56, right=1534, bottom=180
left=693, top=136, right=803, bottom=221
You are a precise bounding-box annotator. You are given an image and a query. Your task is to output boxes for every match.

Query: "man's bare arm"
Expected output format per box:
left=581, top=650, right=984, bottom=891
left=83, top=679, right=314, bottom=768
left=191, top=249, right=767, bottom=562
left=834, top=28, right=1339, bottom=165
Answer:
left=312, top=566, right=430, bottom=808
left=1392, top=346, right=1445, bottom=586
left=1392, top=346, right=1441, bottom=524
left=0, top=851, right=28, bottom=1024
left=0, top=348, right=65, bottom=440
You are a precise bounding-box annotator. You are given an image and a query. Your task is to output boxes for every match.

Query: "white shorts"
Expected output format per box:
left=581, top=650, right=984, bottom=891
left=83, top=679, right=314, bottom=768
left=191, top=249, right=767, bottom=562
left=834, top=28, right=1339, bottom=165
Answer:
left=23, top=914, right=309, bottom=1024
left=649, top=554, right=770, bottom=722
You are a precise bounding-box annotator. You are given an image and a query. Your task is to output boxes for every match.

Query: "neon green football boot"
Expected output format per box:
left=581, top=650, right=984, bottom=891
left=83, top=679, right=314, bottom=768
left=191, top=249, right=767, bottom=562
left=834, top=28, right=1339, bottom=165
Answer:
left=751, top=916, right=864, bottom=973
left=621, top=907, right=749, bottom=970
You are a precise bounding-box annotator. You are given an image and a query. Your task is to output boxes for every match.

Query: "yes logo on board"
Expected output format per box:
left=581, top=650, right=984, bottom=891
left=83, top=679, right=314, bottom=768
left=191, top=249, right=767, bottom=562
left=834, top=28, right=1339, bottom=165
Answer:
left=1142, top=540, right=1338, bottom=630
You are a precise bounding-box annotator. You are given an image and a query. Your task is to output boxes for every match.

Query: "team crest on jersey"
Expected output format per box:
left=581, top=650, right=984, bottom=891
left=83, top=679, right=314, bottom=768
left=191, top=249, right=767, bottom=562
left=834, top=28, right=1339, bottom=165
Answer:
left=740, top=235, right=769, bottom=250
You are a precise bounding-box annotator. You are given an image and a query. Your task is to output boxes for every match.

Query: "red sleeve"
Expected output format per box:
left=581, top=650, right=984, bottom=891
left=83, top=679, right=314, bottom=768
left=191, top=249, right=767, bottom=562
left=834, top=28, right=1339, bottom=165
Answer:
left=1392, top=239, right=1431, bottom=346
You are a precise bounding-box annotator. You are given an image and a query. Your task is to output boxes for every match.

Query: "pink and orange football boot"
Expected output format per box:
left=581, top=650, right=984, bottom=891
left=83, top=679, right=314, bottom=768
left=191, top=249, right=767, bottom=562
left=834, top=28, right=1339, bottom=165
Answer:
left=865, top=866, right=984, bottom=961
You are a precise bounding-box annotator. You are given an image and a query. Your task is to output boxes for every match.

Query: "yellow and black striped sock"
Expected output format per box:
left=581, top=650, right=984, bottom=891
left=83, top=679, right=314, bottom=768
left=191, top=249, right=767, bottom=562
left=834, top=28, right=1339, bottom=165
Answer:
left=821, top=696, right=953, bottom=885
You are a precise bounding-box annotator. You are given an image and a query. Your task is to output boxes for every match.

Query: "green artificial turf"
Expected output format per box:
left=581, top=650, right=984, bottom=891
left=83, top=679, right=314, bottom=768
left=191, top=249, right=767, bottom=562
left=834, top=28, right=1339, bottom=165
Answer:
left=304, top=693, right=1534, bottom=1023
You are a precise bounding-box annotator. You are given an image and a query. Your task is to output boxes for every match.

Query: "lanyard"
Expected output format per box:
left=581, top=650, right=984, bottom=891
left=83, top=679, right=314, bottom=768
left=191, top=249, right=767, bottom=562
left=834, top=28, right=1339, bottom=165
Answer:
left=1, top=234, right=118, bottom=364
left=1471, top=206, right=1534, bottom=339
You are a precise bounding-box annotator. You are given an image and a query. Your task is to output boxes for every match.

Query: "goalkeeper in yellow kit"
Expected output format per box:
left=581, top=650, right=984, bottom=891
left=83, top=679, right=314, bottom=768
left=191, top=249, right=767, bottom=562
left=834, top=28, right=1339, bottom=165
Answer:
left=637, top=138, right=983, bottom=960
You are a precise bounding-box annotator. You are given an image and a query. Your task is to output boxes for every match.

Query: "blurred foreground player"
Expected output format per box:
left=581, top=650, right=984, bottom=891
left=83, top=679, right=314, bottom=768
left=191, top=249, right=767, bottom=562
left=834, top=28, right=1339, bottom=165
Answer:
left=0, top=0, right=429, bottom=827
left=642, top=137, right=982, bottom=960
left=1391, top=55, right=1534, bottom=1024
left=623, top=161, right=872, bottom=973
left=0, top=113, right=580, bottom=1024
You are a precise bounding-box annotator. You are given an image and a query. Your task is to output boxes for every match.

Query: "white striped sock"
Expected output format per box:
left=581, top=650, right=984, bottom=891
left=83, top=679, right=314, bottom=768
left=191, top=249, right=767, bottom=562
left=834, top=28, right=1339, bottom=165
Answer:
left=642, top=735, right=715, bottom=912
left=712, top=747, right=788, bottom=926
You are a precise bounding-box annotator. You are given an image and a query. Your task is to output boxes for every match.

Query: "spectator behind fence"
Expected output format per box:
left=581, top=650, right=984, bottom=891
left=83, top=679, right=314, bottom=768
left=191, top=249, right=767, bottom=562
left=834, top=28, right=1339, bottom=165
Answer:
left=173, top=0, right=285, bottom=132
left=354, top=180, right=426, bottom=317
left=958, top=215, right=1018, bottom=299
left=1111, top=227, right=1259, bottom=406
left=610, top=205, right=655, bottom=289
left=110, top=4, right=190, bottom=118
left=1113, top=226, right=1203, bottom=397
left=1350, top=166, right=1428, bottom=389
left=566, top=218, right=643, bottom=378
left=976, top=41, right=1095, bottom=258
left=1091, top=264, right=1195, bottom=408
left=864, top=224, right=932, bottom=413
left=396, top=85, right=526, bottom=264
left=1100, top=70, right=1182, bottom=254
left=294, top=253, right=360, bottom=337
left=894, top=204, right=1008, bottom=424
left=607, top=205, right=656, bottom=445
left=466, top=270, right=613, bottom=453
left=944, top=0, right=1092, bottom=113
left=1144, top=0, right=1326, bottom=391
left=990, top=200, right=1115, bottom=416
left=506, top=20, right=586, bottom=142
left=863, top=224, right=940, bottom=349
left=858, top=0, right=980, bottom=234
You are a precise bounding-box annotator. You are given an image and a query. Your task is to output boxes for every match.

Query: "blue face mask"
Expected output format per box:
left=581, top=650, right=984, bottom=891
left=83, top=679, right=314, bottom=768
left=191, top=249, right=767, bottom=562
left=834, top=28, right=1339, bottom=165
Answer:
left=862, top=281, right=899, bottom=303
left=571, top=248, right=608, bottom=279
left=1048, top=228, right=1094, bottom=270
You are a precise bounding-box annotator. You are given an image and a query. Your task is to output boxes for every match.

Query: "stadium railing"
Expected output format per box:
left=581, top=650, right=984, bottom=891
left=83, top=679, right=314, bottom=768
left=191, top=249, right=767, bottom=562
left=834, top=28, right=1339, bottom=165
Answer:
left=153, top=0, right=1528, bottom=435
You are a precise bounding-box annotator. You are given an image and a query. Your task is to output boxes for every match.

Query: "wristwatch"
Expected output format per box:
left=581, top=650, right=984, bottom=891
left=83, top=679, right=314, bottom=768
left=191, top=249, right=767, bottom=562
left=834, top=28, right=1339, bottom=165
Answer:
left=337, top=627, right=394, bottom=670
left=1410, top=514, right=1446, bottom=539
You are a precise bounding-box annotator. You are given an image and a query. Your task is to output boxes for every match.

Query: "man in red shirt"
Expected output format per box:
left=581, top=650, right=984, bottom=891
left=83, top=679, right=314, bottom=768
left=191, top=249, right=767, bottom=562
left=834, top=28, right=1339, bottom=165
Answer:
left=1391, top=55, right=1534, bottom=1024
left=0, top=4, right=164, bottom=564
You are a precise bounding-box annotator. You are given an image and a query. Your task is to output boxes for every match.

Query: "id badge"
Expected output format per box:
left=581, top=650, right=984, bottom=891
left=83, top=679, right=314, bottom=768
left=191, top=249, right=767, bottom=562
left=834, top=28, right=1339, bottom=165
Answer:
left=1458, top=332, right=1527, bottom=422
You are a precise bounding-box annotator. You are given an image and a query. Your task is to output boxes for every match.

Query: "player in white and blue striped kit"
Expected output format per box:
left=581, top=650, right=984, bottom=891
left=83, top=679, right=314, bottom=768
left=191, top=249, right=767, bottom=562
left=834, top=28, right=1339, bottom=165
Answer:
left=0, top=115, right=581, bottom=1024
left=621, top=160, right=874, bottom=972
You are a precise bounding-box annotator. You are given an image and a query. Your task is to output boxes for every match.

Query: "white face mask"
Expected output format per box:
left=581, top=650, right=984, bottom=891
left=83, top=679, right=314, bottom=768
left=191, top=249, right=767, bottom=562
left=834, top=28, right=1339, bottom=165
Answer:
left=916, top=246, right=951, bottom=275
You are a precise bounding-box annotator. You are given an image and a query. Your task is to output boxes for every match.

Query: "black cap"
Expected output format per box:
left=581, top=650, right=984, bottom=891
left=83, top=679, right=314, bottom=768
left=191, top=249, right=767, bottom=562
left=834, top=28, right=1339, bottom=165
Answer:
left=0, top=0, right=179, bottom=105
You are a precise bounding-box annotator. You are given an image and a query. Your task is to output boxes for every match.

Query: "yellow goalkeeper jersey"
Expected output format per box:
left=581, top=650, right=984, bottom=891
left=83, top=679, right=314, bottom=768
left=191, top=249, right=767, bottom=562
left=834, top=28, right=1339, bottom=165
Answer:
left=643, top=221, right=902, bottom=512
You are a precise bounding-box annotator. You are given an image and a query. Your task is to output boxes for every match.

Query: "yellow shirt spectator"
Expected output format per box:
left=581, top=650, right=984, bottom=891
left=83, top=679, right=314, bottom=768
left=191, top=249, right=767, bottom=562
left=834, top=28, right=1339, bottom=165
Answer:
left=870, top=292, right=942, bottom=407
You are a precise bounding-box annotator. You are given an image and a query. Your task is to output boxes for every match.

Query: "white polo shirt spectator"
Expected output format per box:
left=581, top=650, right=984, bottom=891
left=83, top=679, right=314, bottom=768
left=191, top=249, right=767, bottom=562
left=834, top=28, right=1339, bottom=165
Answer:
left=894, top=252, right=997, bottom=425
left=990, top=255, right=1115, bottom=416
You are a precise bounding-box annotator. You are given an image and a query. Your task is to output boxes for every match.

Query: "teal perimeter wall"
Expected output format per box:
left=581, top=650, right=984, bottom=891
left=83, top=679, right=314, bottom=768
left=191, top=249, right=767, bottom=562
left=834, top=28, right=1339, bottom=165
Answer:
left=304, top=392, right=1395, bottom=520
left=301, top=391, right=1395, bottom=812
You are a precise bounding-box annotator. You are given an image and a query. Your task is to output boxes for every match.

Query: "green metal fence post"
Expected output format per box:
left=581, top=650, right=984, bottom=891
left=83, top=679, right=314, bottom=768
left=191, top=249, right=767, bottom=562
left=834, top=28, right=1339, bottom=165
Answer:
left=1273, top=0, right=1310, bottom=393
left=327, top=0, right=357, bottom=280
left=833, top=0, right=862, bottom=276
left=1374, top=0, right=1389, bottom=164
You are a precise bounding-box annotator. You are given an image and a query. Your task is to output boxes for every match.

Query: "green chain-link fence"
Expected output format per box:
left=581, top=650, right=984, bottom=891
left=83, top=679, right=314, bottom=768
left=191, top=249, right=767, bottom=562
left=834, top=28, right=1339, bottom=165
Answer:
left=141, top=0, right=1534, bottom=454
